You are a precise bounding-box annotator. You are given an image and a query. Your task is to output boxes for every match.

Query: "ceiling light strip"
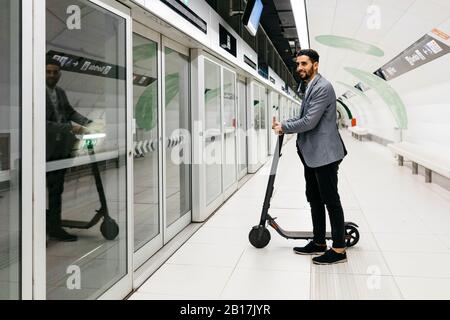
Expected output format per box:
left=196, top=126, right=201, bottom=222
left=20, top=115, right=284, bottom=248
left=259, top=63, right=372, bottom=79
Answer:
left=291, top=0, right=310, bottom=49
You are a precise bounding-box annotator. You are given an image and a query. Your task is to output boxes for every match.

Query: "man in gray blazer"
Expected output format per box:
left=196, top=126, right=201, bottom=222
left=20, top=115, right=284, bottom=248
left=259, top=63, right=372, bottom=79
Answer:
left=273, top=49, right=348, bottom=265
left=46, top=57, right=93, bottom=242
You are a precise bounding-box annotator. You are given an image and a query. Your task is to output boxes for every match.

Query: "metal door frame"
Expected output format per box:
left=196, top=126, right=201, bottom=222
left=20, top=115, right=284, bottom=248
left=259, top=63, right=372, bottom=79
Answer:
left=20, top=0, right=33, bottom=300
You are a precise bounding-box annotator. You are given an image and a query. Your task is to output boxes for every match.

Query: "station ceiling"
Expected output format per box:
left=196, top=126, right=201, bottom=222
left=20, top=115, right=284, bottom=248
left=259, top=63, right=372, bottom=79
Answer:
left=260, top=0, right=303, bottom=84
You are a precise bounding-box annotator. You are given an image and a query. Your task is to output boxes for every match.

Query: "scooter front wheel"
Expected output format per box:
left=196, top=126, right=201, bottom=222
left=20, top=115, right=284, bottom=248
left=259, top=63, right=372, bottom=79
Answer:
left=249, top=226, right=271, bottom=249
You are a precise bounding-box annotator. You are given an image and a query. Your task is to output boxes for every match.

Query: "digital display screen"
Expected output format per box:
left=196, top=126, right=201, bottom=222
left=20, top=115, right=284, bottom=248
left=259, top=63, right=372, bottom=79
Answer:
left=243, top=0, right=264, bottom=36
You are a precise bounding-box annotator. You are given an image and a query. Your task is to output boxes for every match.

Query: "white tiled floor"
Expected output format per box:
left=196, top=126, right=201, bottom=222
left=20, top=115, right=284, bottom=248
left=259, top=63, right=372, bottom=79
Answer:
left=138, top=264, right=234, bottom=299
left=130, top=131, right=450, bottom=300
left=220, top=268, right=311, bottom=300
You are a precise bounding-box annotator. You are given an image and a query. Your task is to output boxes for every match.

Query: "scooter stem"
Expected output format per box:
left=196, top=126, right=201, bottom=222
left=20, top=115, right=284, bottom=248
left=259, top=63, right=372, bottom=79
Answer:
left=259, top=135, right=284, bottom=226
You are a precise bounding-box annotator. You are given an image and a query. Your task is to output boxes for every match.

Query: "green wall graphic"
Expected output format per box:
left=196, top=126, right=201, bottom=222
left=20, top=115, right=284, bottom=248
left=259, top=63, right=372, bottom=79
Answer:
left=316, top=35, right=384, bottom=57
left=133, top=50, right=189, bottom=130
left=344, top=67, right=408, bottom=129
left=135, top=82, right=158, bottom=131
left=133, top=43, right=158, bottom=131
left=135, top=42, right=236, bottom=131
left=165, top=72, right=180, bottom=107
left=133, top=43, right=157, bottom=63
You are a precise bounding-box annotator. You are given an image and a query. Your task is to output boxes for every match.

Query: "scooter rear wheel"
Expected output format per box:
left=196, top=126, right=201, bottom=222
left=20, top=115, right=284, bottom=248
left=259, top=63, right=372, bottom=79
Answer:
left=344, top=225, right=360, bottom=247
left=249, top=226, right=271, bottom=249
left=101, top=217, right=119, bottom=241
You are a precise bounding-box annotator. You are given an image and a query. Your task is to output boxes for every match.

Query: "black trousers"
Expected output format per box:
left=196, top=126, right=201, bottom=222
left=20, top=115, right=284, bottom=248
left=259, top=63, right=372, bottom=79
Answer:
left=46, top=136, right=73, bottom=230
left=46, top=169, right=67, bottom=229
left=297, top=148, right=346, bottom=248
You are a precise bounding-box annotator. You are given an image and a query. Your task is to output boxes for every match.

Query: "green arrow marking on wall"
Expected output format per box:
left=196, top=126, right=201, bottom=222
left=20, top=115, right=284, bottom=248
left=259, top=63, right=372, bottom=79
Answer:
left=336, top=100, right=352, bottom=120
left=204, top=83, right=234, bottom=103
left=344, top=67, right=408, bottom=129
left=337, top=99, right=353, bottom=119
left=133, top=43, right=157, bottom=63
left=316, top=35, right=384, bottom=57
left=336, top=81, right=372, bottom=105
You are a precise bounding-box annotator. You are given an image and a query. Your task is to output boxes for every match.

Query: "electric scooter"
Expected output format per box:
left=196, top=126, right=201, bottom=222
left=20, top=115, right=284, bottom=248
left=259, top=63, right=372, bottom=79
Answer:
left=249, top=134, right=360, bottom=249
left=61, top=135, right=120, bottom=241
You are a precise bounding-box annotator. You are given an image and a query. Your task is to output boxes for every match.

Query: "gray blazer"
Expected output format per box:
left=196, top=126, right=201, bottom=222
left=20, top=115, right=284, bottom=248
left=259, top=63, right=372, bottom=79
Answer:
left=282, top=74, right=347, bottom=168
left=46, top=86, right=92, bottom=161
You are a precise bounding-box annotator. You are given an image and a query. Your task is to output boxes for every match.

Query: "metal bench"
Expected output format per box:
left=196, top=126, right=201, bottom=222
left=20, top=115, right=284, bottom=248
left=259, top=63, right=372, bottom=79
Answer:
left=348, top=126, right=368, bottom=141
left=388, top=142, right=450, bottom=183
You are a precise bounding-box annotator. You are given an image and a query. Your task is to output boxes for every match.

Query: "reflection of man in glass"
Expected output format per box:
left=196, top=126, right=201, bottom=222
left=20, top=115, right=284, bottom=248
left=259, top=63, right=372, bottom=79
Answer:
left=46, top=57, right=92, bottom=242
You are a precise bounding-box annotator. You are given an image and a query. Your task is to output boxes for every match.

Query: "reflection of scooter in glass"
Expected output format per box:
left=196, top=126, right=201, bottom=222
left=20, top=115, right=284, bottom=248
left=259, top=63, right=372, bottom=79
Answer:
left=61, top=134, right=119, bottom=240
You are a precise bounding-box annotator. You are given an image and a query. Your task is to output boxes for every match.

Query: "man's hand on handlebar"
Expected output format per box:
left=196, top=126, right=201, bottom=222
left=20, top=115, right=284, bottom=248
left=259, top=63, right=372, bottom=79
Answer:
left=272, top=120, right=284, bottom=136
left=86, top=120, right=106, bottom=134
left=72, top=125, right=87, bottom=135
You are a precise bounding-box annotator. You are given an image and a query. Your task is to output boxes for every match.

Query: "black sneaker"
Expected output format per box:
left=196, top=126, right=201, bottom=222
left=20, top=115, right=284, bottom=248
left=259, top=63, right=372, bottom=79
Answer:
left=48, top=227, right=78, bottom=242
left=293, top=242, right=327, bottom=255
left=312, top=249, right=347, bottom=265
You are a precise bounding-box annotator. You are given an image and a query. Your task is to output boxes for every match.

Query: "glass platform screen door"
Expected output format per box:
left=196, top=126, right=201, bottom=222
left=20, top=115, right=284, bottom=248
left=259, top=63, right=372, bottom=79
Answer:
left=132, top=22, right=163, bottom=270
left=0, top=0, right=24, bottom=300
left=237, top=78, right=247, bottom=180
left=162, top=37, right=192, bottom=243
left=203, top=57, right=238, bottom=214
left=41, top=0, right=133, bottom=300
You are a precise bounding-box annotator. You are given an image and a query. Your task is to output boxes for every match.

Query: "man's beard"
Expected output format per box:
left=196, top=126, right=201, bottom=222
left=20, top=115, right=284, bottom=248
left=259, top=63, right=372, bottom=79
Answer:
left=46, top=79, right=58, bottom=88
left=300, top=70, right=313, bottom=81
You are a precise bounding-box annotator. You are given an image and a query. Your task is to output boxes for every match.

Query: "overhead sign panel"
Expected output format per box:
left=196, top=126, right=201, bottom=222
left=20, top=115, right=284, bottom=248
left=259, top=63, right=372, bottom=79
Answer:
left=374, top=22, right=449, bottom=81
left=244, top=55, right=257, bottom=70
left=47, top=50, right=125, bottom=80
left=219, top=24, right=237, bottom=57
left=161, top=0, right=207, bottom=34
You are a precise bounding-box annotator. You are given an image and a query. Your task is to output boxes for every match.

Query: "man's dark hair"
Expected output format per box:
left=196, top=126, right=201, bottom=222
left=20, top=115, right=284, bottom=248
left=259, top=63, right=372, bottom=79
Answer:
left=46, top=56, right=62, bottom=68
left=295, top=49, right=320, bottom=63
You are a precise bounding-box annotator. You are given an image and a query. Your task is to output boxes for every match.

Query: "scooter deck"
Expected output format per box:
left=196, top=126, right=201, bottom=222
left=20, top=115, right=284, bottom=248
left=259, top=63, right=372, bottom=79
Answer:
left=268, top=216, right=333, bottom=240
left=278, top=230, right=332, bottom=240
left=61, top=220, right=91, bottom=229
left=62, top=212, right=103, bottom=229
